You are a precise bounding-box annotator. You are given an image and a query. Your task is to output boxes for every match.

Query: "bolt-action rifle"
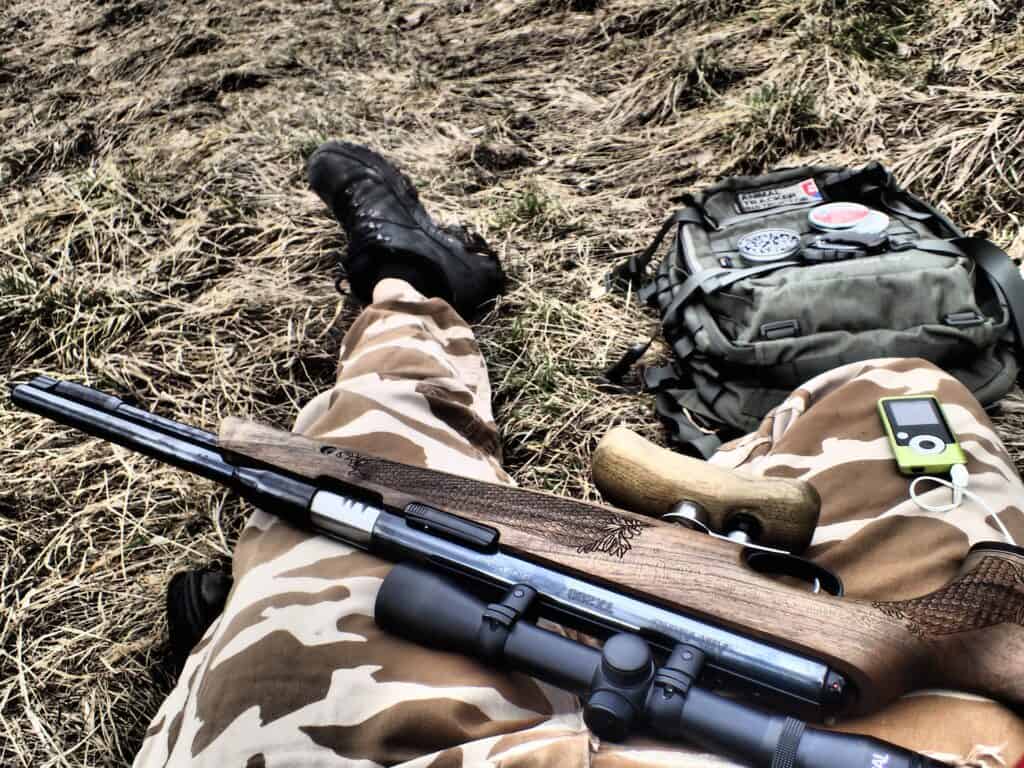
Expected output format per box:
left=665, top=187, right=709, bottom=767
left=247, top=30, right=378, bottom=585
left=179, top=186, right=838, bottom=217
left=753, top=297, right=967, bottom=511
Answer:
left=12, top=376, right=1024, bottom=767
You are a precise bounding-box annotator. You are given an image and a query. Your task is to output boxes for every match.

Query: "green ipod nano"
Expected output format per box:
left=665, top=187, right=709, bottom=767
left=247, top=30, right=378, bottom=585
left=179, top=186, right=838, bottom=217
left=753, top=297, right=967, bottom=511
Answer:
left=877, top=395, right=966, bottom=475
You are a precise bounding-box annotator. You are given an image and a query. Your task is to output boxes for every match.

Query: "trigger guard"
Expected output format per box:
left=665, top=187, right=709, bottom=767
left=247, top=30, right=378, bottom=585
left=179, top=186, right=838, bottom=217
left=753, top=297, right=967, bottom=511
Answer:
left=742, top=550, right=844, bottom=597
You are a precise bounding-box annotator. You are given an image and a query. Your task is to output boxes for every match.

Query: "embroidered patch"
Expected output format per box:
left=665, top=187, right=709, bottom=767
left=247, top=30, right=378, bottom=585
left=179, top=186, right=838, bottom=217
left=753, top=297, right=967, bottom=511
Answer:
left=736, top=178, right=822, bottom=212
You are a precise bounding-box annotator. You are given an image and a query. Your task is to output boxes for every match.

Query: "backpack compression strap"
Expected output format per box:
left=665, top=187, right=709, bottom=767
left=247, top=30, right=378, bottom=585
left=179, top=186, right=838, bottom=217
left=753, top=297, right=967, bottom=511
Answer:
left=660, top=260, right=803, bottom=333
left=606, top=208, right=704, bottom=290
left=954, top=237, right=1024, bottom=356
left=905, top=236, right=1024, bottom=355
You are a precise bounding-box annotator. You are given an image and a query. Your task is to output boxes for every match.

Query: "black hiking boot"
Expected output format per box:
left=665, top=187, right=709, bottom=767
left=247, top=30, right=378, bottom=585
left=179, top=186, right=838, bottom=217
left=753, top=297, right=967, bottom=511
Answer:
left=308, top=141, right=505, bottom=320
left=165, top=564, right=233, bottom=676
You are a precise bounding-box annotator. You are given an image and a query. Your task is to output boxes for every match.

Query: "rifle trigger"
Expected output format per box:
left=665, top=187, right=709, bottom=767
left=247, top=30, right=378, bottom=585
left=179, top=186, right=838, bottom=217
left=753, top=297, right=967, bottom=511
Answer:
left=404, top=503, right=500, bottom=551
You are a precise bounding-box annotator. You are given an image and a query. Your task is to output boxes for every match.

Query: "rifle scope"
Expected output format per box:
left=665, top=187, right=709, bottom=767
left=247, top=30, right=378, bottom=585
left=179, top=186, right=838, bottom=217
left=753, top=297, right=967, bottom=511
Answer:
left=377, top=563, right=947, bottom=768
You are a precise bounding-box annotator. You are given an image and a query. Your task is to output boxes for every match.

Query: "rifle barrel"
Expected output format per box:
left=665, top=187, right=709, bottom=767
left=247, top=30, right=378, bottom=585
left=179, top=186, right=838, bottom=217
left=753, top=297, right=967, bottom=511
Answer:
left=13, top=376, right=232, bottom=485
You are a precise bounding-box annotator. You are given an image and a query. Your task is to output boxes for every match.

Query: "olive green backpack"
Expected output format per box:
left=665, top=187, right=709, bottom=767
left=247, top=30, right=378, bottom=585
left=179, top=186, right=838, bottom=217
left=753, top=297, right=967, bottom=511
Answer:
left=609, top=162, right=1024, bottom=457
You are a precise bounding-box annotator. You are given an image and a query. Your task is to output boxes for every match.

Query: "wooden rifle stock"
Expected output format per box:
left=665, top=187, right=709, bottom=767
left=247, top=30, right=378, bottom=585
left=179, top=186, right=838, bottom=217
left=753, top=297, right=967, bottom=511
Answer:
left=220, top=417, right=1024, bottom=717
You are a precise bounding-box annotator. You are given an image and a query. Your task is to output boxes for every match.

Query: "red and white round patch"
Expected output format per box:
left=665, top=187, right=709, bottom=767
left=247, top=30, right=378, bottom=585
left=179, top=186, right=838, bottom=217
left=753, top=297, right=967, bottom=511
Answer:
left=808, top=202, right=870, bottom=230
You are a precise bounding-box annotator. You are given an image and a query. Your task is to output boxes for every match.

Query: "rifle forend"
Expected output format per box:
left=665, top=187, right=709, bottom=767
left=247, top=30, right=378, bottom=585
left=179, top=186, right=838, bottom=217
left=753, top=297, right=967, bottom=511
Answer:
left=220, top=418, right=1024, bottom=717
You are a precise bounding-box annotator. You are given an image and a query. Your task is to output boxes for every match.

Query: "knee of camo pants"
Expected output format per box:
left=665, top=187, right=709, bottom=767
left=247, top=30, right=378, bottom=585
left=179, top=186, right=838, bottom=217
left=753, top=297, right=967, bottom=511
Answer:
left=712, top=356, right=1024, bottom=761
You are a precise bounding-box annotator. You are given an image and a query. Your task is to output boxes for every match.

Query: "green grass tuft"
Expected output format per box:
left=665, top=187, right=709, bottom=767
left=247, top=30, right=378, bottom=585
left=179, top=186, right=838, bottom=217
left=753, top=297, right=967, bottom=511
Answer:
left=826, top=0, right=927, bottom=61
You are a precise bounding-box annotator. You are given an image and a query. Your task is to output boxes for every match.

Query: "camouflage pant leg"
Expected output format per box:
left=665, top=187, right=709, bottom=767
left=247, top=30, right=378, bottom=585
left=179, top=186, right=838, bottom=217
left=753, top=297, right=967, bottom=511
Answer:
left=135, top=279, right=595, bottom=768
left=597, top=359, right=1024, bottom=767
left=710, top=358, right=1024, bottom=764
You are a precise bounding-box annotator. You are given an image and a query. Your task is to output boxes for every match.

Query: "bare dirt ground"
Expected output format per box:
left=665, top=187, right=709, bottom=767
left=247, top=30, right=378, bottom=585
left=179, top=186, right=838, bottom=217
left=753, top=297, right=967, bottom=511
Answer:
left=1, top=0, right=1022, bottom=764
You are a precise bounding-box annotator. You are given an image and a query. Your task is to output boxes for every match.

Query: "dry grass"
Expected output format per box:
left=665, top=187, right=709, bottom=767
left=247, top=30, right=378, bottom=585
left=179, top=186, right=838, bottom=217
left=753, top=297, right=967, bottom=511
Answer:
left=1, top=0, right=1022, bottom=764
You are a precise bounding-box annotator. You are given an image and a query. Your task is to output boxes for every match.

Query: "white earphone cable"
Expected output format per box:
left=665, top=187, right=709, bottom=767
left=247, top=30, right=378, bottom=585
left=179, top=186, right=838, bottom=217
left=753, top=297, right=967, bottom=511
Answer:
left=909, top=464, right=1016, bottom=546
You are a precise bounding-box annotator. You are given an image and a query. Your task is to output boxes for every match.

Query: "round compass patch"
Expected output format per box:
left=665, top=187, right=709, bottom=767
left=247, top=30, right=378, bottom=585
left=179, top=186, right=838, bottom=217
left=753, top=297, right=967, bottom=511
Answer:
left=737, top=229, right=802, bottom=263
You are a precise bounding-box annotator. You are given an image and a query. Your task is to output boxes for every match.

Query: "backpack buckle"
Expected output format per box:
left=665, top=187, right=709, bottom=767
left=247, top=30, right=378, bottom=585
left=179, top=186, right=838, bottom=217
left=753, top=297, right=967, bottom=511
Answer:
left=886, top=235, right=917, bottom=252
left=760, top=320, right=801, bottom=339
left=944, top=311, right=985, bottom=328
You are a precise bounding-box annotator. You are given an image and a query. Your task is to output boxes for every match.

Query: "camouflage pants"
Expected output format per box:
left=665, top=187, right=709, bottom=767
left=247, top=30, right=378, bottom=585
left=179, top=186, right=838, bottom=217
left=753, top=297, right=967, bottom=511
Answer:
left=137, top=279, right=1024, bottom=768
